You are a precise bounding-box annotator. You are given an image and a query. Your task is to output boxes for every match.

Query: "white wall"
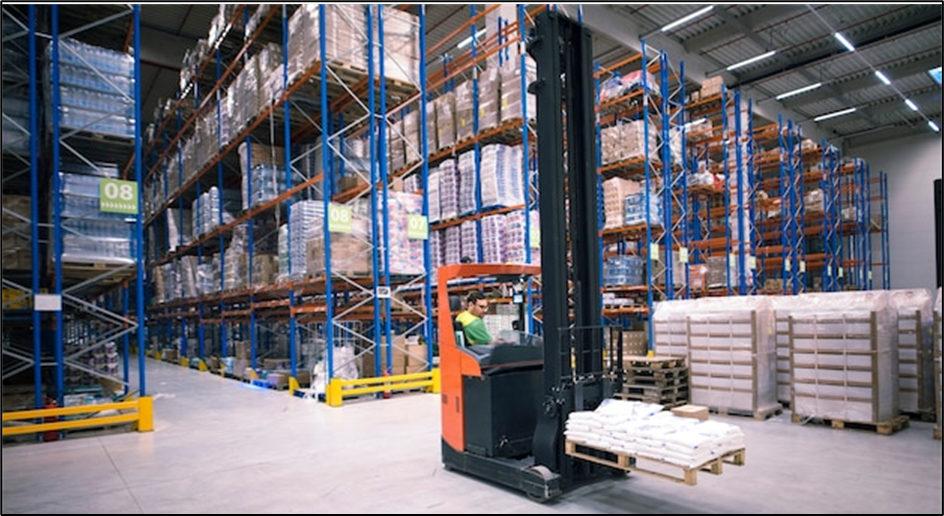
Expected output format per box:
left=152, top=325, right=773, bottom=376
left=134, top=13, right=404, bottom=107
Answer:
left=851, top=134, right=942, bottom=293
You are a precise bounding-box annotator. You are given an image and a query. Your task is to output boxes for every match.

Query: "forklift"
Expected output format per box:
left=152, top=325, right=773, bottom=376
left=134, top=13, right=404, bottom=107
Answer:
left=437, top=11, right=619, bottom=501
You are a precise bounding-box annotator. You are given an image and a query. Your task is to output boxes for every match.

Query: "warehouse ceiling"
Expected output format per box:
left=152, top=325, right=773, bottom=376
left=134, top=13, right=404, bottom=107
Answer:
left=7, top=4, right=940, bottom=151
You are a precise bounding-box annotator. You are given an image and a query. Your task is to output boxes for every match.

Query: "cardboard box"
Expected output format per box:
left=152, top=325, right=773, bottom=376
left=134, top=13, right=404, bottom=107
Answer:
left=266, top=372, right=289, bottom=390
left=405, top=342, right=429, bottom=374
left=263, top=358, right=290, bottom=371
left=234, top=341, right=251, bottom=361
left=672, top=404, right=709, bottom=421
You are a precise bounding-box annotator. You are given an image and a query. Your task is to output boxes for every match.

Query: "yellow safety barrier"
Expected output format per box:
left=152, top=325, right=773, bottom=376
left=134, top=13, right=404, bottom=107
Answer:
left=180, top=357, right=189, bottom=368
left=289, top=376, right=301, bottom=397
left=326, top=368, right=441, bottom=407
left=1, top=396, right=154, bottom=437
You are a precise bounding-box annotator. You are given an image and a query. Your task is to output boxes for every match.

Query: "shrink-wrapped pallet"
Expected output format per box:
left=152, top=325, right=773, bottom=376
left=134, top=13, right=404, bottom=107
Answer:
left=889, top=289, right=934, bottom=418
left=787, top=291, right=899, bottom=424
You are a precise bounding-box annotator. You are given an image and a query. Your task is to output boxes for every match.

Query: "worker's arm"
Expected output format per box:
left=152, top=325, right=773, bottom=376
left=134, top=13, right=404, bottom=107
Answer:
left=463, top=319, right=493, bottom=345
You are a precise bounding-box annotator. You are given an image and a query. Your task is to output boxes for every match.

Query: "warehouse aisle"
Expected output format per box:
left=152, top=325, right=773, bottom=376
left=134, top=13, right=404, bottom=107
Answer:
left=2, top=358, right=942, bottom=514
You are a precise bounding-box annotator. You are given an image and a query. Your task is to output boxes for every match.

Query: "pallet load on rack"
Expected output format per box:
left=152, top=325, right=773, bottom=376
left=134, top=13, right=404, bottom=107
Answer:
left=935, top=287, right=942, bottom=440
left=564, top=399, right=745, bottom=486
left=889, top=289, right=935, bottom=421
left=46, top=37, right=135, bottom=139
left=305, top=199, right=372, bottom=278
left=602, top=177, right=641, bottom=230
left=616, top=356, right=690, bottom=408
left=1, top=195, right=31, bottom=271
left=499, top=57, right=536, bottom=125
left=239, top=142, right=285, bottom=210
left=57, top=162, right=135, bottom=266
left=785, top=291, right=906, bottom=435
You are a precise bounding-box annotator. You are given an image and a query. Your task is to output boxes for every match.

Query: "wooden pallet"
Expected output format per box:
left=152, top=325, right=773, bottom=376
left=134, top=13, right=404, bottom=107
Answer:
left=565, top=440, right=745, bottom=486
left=624, top=369, right=689, bottom=385
left=710, top=404, right=784, bottom=421
left=791, top=414, right=910, bottom=436
left=613, top=393, right=689, bottom=409
left=624, top=357, right=686, bottom=371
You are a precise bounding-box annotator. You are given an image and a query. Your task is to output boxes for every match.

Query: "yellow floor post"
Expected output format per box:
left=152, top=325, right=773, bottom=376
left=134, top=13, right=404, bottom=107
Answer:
left=288, top=377, right=300, bottom=397
left=197, top=359, right=208, bottom=372
left=136, top=396, right=154, bottom=432
left=429, top=368, right=441, bottom=394
left=326, top=378, right=344, bottom=407
left=180, top=357, right=189, bottom=368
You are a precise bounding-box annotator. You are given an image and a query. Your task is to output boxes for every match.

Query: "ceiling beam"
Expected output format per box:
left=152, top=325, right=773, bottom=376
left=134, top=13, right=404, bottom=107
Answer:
left=735, top=8, right=942, bottom=87
left=816, top=88, right=942, bottom=128
left=844, top=119, right=941, bottom=150
left=682, top=5, right=806, bottom=54
left=780, top=52, right=942, bottom=109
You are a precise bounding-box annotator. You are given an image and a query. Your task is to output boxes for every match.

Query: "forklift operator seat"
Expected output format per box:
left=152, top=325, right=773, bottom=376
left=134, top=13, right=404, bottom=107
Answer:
left=450, top=295, right=467, bottom=347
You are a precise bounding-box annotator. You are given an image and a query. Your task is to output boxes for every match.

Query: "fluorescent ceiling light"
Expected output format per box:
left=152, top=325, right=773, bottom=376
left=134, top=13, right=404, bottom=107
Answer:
left=929, top=66, right=942, bottom=85
left=813, top=107, right=856, bottom=122
left=874, top=70, right=891, bottom=86
left=661, top=6, right=714, bottom=32
left=929, top=120, right=940, bottom=132
left=775, top=83, right=822, bottom=100
left=726, top=50, right=776, bottom=71
left=834, top=32, right=856, bottom=52
left=904, top=99, right=918, bottom=111
left=682, top=118, right=708, bottom=130
left=457, top=28, right=486, bottom=50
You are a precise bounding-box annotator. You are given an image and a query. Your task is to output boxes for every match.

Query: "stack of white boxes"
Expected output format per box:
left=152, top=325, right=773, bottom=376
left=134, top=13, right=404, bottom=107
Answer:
left=438, top=160, right=459, bottom=221
left=480, top=214, right=507, bottom=263
left=428, top=167, right=441, bottom=223
left=460, top=220, right=479, bottom=263
left=602, top=177, right=640, bottom=229
left=770, top=295, right=815, bottom=407
left=890, top=289, right=935, bottom=419
left=288, top=200, right=323, bottom=279
left=444, top=226, right=462, bottom=265
left=457, top=151, right=477, bottom=217
left=786, top=291, right=899, bottom=425
left=381, top=191, right=425, bottom=276
left=653, top=298, right=701, bottom=359
left=502, top=210, right=541, bottom=266
left=480, top=144, right=524, bottom=209
left=685, top=297, right=780, bottom=417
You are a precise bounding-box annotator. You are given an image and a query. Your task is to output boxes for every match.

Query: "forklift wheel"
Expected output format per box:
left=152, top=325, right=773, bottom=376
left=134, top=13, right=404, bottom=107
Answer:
left=525, top=465, right=558, bottom=503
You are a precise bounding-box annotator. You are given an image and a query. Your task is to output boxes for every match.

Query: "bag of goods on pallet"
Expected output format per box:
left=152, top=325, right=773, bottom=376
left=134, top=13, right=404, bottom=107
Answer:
left=502, top=210, right=541, bottom=266
left=457, top=150, right=477, bottom=217
left=460, top=220, right=479, bottom=263
left=480, top=214, right=507, bottom=264
left=438, top=160, right=459, bottom=221
left=480, top=144, right=525, bottom=209
left=443, top=226, right=462, bottom=265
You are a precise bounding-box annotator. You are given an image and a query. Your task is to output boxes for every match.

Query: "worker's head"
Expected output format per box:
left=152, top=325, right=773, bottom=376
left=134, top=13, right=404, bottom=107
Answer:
left=466, top=291, right=489, bottom=318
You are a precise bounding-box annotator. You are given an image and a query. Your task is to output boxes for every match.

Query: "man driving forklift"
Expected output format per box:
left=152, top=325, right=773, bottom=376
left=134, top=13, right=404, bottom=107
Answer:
left=455, top=291, right=493, bottom=345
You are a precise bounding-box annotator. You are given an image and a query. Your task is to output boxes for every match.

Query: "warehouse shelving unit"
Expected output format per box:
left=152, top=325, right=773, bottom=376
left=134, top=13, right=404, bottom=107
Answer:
left=597, top=42, right=687, bottom=349
left=1, top=5, right=148, bottom=409
left=685, top=84, right=755, bottom=298
left=1, top=6, right=43, bottom=409
left=423, top=4, right=543, bottom=337
left=144, top=5, right=435, bottom=387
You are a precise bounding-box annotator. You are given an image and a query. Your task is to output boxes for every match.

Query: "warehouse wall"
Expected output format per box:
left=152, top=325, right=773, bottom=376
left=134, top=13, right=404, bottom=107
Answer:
left=852, top=134, right=942, bottom=293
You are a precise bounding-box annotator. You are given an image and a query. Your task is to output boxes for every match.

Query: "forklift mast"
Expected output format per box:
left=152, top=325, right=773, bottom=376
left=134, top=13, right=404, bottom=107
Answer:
left=528, top=10, right=610, bottom=477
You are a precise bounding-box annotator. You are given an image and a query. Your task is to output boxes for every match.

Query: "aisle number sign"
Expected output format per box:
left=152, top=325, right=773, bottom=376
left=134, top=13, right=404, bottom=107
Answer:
left=407, top=215, right=428, bottom=240
left=678, top=247, right=689, bottom=264
left=530, top=228, right=541, bottom=249
left=328, top=203, right=352, bottom=233
left=100, top=179, right=138, bottom=214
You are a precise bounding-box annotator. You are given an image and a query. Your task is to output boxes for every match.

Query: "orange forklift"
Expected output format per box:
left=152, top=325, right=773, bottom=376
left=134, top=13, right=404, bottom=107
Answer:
left=438, top=11, right=620, bottom=501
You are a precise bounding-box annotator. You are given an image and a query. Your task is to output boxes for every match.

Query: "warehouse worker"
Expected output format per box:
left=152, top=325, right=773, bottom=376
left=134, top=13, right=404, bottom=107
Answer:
left=455, top=291, right=493, bottom=345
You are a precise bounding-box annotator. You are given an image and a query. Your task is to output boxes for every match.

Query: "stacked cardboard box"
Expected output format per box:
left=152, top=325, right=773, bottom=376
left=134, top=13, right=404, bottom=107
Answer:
left=889, top=289, right=935, bottom=419
left=1, top=195, right=31, bottom=270
left=624, top=192, right=663, bottom=227
left=480, top=144, right=524, bottom=209
left=378, top=8, right=421, bottom=85
left=700, top=76, right=724, bottom=99
left=306, top=198, right=372, bottom=277
left=434, top=91, right=457, bottom=152
left=239, top=142, right=285, bottom=210
left=455, top=81, right=475, bottom=142
left=477, top=67, right=502, bottom=132
left=380, top=192, right=425, bottom=276
left=602, top=177, right=640, bottom=229
left=500, top=57, right=536, bottom=124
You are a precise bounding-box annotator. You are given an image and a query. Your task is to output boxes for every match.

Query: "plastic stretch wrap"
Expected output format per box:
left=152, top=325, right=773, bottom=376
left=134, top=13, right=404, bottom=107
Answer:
left=306, top=199, right=371, bottom=278
left=480, top=144, right=524, bottom=209
left=684, top=296, right=779, bottom=415
left=460, top=220, right=479, bottom=263
left=770, top=295, right=818, bottom=405
left=652, top=299, right=701, bottom=359
left=477, top=67, right=501, bottom=132
left=428, top=168, right=441, bottom=223
left=438, top=160, right=459, bottom=221
left=455, top=81, right=474, bottom=142
left=889, top=289, right=934, bottom=416
left=457, top=151, right=477, bottom=217
left=499, top=57, right=536, bottom=125
left=785, top=291, right=899, bottom=424
left=434, top=91, right=456, bottom=152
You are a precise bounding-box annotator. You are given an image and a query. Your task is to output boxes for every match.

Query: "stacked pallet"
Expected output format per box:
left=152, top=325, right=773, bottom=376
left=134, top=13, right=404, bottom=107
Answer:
left=616, top=357, right=689, bottom=408
left=889, top=289, right=935, bottom=421
left=786, top=291, right=904, bottom=434
left=686, top=297, right=781, bottom=420
left=936, top=288, right=942, bottom=440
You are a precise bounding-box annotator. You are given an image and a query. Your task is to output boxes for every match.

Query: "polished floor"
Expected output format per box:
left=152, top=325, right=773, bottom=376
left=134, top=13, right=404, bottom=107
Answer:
left=2, top=358, right=942, bottom=514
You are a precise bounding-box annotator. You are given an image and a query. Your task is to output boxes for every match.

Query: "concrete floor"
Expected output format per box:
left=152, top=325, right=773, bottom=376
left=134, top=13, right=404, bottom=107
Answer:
left=2, top=358, right=942, bottom=514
